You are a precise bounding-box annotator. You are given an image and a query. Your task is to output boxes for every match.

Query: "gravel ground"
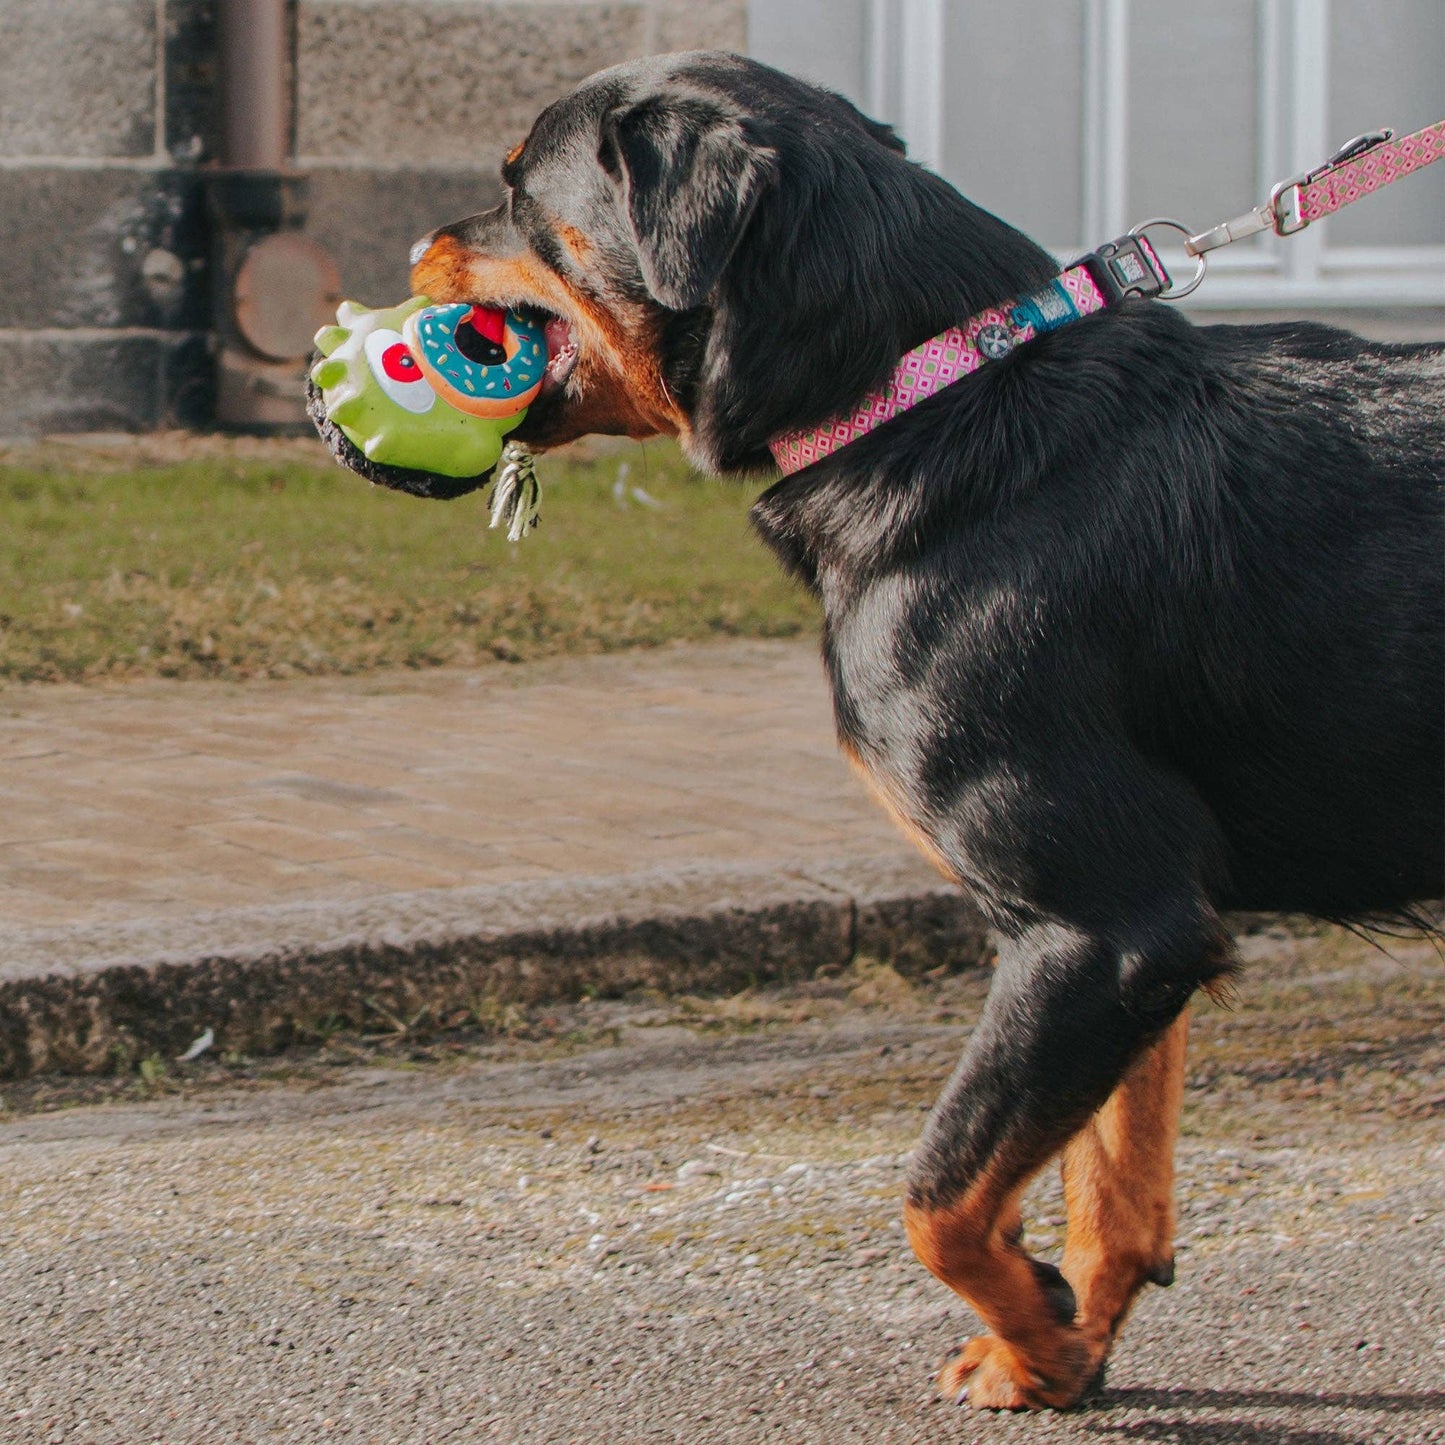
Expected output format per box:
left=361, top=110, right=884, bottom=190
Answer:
left=0, top=924, right=1440, bottom=1444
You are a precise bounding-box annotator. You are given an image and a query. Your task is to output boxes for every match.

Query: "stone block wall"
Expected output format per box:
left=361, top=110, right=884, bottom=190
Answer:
left=0, top=0, right=210, bottom=433
left=0, top=0, right=745, bottom=435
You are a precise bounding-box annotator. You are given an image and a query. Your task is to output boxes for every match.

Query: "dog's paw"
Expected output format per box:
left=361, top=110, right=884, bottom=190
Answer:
left=934, top=1331, right=1095, bottom=1411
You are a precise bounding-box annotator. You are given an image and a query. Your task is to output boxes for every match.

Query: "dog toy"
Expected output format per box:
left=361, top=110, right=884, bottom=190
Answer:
left=405, top=302, right=547, bottom=416
left=307, top=296, right=543, bottom=531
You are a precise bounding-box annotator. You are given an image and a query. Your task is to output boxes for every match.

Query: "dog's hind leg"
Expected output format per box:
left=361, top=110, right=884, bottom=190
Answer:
left=1059, top=1011, right=1189, bottom=1379
left=904, top=913, right=1223, bottom=1410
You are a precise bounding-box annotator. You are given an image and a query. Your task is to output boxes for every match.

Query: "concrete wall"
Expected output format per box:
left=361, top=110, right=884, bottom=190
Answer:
left=0, top=0, right=210, bottom=433
left=0, top=0, right=745, bottom=435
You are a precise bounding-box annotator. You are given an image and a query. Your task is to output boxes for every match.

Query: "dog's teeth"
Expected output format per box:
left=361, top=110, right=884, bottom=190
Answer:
left=542, top=318, right=578, bottom=390
left=545, top=342, right=578, bottom=384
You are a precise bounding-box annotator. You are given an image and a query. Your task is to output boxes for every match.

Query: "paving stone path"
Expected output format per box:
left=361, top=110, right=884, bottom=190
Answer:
left=0, top=640, right=913, bottom=934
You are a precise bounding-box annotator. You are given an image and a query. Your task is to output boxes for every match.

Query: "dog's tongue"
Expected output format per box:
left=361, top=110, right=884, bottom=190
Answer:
left=468, top=306, right=507, bottom=345
left=544, top=316, right=572, bottom=357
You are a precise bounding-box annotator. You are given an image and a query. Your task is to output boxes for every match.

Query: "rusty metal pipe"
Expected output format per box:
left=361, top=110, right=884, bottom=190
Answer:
left=216, top=0, right=289, bottom=169
left=211, top=0, right=329, bottom=429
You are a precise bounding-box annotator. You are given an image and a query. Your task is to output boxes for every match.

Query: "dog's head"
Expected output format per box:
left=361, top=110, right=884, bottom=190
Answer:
left=410, top=52, right=1046, bottom=478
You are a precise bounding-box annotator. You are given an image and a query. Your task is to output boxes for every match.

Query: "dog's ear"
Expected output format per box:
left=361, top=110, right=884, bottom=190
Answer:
left=599, top=96, right=777, bottom=311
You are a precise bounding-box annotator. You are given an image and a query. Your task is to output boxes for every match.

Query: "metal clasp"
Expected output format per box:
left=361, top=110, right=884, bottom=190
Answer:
left=1187, top=129, right=1399, bottom=250
left=1325, top=128, right=1395, bottom=167
left=1127, top=219, right=1207, bottom=299
left=1185, top=204, right=1274, bottom=256
left=1268, top=175, right=1308, bottom=235
left=1267, top=128, right=1394, bottom=237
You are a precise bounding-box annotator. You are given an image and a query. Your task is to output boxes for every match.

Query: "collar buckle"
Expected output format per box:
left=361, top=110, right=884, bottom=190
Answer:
left=1083, top=230, right=1175, bottom=305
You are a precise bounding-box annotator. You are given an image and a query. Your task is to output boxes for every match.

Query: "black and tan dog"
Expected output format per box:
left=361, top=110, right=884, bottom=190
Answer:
left=403, top=52, right=1443, bottom=1410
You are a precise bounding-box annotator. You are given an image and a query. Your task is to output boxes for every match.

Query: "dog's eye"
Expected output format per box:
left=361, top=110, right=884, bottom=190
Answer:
left=363, top=328, right=436, bottom=414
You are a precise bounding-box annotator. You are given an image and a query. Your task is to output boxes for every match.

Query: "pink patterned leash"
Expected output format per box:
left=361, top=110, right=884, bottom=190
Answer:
left=771, top=121, right=1445, bottom=478
left=1185, top=120, right=1445, bottom=259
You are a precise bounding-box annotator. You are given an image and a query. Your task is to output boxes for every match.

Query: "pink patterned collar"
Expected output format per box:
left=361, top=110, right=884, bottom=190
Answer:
left=769, top=232, right=1170, bottom=476
left=769, top=118, right=1444, bottom=476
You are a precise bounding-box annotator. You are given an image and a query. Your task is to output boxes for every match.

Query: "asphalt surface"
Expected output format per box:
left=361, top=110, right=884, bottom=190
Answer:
left=0, top=922, right=1440, bottom=1444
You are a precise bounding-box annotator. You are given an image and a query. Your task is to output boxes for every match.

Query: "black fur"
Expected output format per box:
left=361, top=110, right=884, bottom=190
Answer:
left=598, top=91, right=778, bottom=310
left=417, top=50, right=1444, bottom=1375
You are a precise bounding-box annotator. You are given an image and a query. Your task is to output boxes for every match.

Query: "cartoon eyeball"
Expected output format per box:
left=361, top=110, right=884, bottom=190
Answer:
left=403, top=304, right=547, bottom=419
left=362, top=328, right=437, bottom=415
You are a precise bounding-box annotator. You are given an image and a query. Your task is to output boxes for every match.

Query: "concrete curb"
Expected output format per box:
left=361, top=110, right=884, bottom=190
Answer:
left=0, top=855, right=990, bottom=1078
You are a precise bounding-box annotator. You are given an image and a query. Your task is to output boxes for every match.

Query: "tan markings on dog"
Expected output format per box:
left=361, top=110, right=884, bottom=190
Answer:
left=905, top=1170, right=1091, bottom=1409
left=838, top=739, right=959, bottom=883
left=505, top=140, right=525, bottom=167
left=409, top=234, right=482, bottom=308
left=411, top=235, right=685, bottom=446
left=906, top=1011, right=1198, bottom=1408
left=1059, top=1012, right=1188, bottom=1359
left=555, top=222, right=595, bottom=266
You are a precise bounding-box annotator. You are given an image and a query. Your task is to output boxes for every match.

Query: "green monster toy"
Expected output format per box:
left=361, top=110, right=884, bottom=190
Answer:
left=307, top=295, right=545, bottom=538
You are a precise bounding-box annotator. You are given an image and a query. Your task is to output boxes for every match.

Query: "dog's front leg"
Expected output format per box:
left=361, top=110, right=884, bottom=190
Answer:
left=1059, top=1011, right=1189, bottom=1374
left=904, top=919, right=1212, bottom=1410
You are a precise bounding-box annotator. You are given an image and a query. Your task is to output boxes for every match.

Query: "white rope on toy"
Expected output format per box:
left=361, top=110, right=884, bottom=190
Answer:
left=488, top=441, right=541, bottom=542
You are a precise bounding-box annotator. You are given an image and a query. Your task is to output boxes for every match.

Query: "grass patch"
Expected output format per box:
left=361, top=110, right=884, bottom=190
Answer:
left=0, top=440, right=816, bottom=683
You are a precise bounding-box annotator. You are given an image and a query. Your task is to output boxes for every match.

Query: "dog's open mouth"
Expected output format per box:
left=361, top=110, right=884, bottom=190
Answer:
left=442, top=302, right=578, bottom=401
left=448, top=302, right=578, bottom=400
left=533, top=312, right=579, bottom=399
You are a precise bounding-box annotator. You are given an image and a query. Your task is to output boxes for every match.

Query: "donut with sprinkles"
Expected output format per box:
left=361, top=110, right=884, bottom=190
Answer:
left=403, top=303, right=547, bottom=418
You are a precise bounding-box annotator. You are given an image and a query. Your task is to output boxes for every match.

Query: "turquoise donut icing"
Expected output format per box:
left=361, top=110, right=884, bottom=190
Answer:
left=411, top=304, right=547, bottom=401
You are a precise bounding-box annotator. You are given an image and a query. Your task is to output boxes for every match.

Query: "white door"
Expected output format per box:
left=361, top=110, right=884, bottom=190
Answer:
left=749, top=0, right=1444, bottom=308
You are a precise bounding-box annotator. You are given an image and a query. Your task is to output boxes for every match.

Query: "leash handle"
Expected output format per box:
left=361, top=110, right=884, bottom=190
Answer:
left=1185, top=119, right=1445, bottom=257
left=1291, top=120, right=1444, bottom=227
